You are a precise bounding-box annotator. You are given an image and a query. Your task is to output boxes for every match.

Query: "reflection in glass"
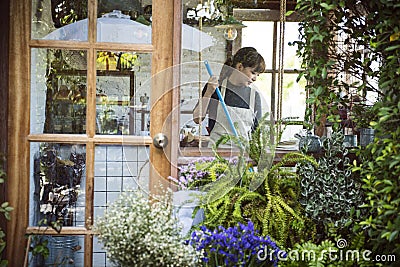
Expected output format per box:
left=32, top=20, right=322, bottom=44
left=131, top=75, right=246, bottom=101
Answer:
left=95, top=51, right=151, bottom=136
left=31, top=0, right=88, bottom=40
left=32, top=0, right=154, bottom=44
left=31, top=48, right=87, bottom=134
left=96, top=10, right=151, bottom=44
left=29, top=143, right=86, bottom=228
left=180, top=2, right=227, bottom=148
left=97, top=0, right=154, bottom=44
left=28, top=235, right=84, bottom=266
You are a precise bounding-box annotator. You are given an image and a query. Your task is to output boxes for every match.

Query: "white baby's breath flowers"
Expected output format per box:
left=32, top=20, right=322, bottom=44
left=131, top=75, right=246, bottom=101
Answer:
left=94, top=189, right=201, bottom=267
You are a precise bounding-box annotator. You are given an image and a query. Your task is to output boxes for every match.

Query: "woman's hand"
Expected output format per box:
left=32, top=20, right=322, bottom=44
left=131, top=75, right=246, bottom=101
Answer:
left=205, top=75, right=218, bottom=97
left=193, top=76, right=218, bottom=124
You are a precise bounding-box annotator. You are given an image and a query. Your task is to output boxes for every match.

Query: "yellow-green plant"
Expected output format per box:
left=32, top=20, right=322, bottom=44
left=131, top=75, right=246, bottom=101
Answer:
left=196, top=115, right=317, bottom=248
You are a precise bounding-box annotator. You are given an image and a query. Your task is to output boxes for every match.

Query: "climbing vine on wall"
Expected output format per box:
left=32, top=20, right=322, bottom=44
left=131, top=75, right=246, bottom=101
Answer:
left=294, top=0, right=378, bottom=131
left=295, top=0, right=400, bottom=258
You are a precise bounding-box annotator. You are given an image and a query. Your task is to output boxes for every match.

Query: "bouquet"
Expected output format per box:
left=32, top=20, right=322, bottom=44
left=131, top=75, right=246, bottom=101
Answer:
left=94, top=189, right=201, bottom=266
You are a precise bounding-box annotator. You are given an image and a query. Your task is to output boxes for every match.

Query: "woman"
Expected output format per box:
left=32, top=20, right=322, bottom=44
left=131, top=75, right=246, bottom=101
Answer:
left=193, top=47, right=266, bottom=146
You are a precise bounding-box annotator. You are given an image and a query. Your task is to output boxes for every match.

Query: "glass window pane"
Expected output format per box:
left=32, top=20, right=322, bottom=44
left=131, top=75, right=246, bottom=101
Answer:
left=93, top=144, right=149, bottom=266
left=281, top=74, right=306, bottom=141
left=282, top=74, right=306, bottom=120
left=282, top=22, right=302, bottom=70
left=29, top=143, right=86, bottom=227
left=28, top=235, right=84, bottom=266
left=97, top=2, right=152, bottom=44
left=93, top=144, right=149, bottom=219
left=32, top=0, right=88, bottom=41
left=31, top=48, right=87, bottom=134
left=95, top=51, right=151, bottom=135
left=243, top=22, right=302, bottom=70
left=180, top=0, right=233, bottom=147
left=253, top=73, right=273, bottom=115
left=242, top=21, right=274, bottom=70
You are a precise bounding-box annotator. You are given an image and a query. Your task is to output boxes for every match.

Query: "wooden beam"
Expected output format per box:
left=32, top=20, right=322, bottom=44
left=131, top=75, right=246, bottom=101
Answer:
left=29, top=40, right=154, bottom=53
left=7, top=0, right=30, bottom=265
left=149, top=0, right=175, bottom=195
left=26, top=226, right=91, bottom=235
left=27, top=134, right=152, bottom=145
left=169, top=0, right=182, bottom=183
left=233, top=8, right=301, bottom=22
left=232, top=0, right=297, bottom=10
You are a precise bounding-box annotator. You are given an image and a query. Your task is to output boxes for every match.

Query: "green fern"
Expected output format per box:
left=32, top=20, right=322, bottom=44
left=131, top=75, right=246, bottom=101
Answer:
left=233, top=191, right=265, bottom=220
left=194, top=113, right=317, bottom=249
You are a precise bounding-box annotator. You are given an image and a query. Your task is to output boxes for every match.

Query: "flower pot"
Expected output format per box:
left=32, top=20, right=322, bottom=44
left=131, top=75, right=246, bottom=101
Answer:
left=295, top=132, right=322, bottom=153
left=359, top=128, right=375, bottom=147
left=173, top=190, right=205, bottom=236
left=344, top=134, right=357, bottom=147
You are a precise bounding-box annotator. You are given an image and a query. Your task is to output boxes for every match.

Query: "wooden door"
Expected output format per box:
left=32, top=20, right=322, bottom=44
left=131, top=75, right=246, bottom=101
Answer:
left=7, top=0, right=178, bottom=266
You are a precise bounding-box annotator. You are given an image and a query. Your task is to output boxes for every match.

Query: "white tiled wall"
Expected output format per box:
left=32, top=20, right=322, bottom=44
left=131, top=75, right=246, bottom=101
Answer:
left=92, top=145, right=149, bottom=265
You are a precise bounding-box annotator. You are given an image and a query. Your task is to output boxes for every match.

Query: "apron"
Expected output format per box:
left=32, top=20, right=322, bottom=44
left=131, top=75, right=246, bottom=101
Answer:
left=208, top=79, right=256, bottom=148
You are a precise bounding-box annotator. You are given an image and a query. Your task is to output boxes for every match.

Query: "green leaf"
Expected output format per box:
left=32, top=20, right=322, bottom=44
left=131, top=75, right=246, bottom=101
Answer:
left=286, top=10, right=295, bottom=17
left=321, top=67, right=327, bottom=79
left=384, top=44, right=400, bottom=51
left=389, top=230, right=398, bottom=242
left=320, top=3, right=335, bottom=10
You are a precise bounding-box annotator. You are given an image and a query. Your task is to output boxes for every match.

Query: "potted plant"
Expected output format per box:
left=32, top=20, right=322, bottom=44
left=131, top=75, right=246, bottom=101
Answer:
left=296, top=128, right=363, bottom=240
left=174, top=114, right=317, bottom=249
left=350, top=104, right=377, bottom=147
left=168, top=156, right=229, bottom=236
left=94, top=189, right=202, bottom=266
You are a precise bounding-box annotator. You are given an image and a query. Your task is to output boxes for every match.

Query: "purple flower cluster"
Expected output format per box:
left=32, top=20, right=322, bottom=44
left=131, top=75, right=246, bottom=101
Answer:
left=168, top=156, right=241, bottom=190
left=168, top=157, right=216, bottom=190
left=187, top=221, right=286, bottom=267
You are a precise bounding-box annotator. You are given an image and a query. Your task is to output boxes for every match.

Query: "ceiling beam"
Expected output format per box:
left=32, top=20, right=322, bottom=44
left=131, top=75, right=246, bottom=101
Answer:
left=232, top=0, right=297, bottom=11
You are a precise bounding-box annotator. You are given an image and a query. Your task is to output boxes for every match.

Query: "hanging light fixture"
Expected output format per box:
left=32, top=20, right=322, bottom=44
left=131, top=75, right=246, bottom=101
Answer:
left=215, top=15, right=246, bottom=41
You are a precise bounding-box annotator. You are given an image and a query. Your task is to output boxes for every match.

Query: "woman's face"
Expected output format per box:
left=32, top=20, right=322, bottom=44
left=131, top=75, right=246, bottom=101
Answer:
left=232, top=63, right=260, bottom=86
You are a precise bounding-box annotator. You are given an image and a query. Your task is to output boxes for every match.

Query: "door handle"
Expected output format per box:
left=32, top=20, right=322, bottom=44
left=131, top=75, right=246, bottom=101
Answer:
left=153, top=133, right=168, bottom=149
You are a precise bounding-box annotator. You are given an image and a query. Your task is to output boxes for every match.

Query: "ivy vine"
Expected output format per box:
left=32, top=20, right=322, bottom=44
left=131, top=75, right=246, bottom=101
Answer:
left=295, top=0, right=400, bottom=259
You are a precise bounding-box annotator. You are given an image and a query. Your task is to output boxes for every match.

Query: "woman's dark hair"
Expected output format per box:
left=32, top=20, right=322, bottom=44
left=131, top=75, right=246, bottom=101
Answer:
left=220, top=47, right=266, bottom=80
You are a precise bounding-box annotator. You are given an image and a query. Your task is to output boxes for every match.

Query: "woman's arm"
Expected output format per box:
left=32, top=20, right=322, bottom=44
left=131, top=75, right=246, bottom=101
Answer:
left=192, top=76, right=219, bottom=124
